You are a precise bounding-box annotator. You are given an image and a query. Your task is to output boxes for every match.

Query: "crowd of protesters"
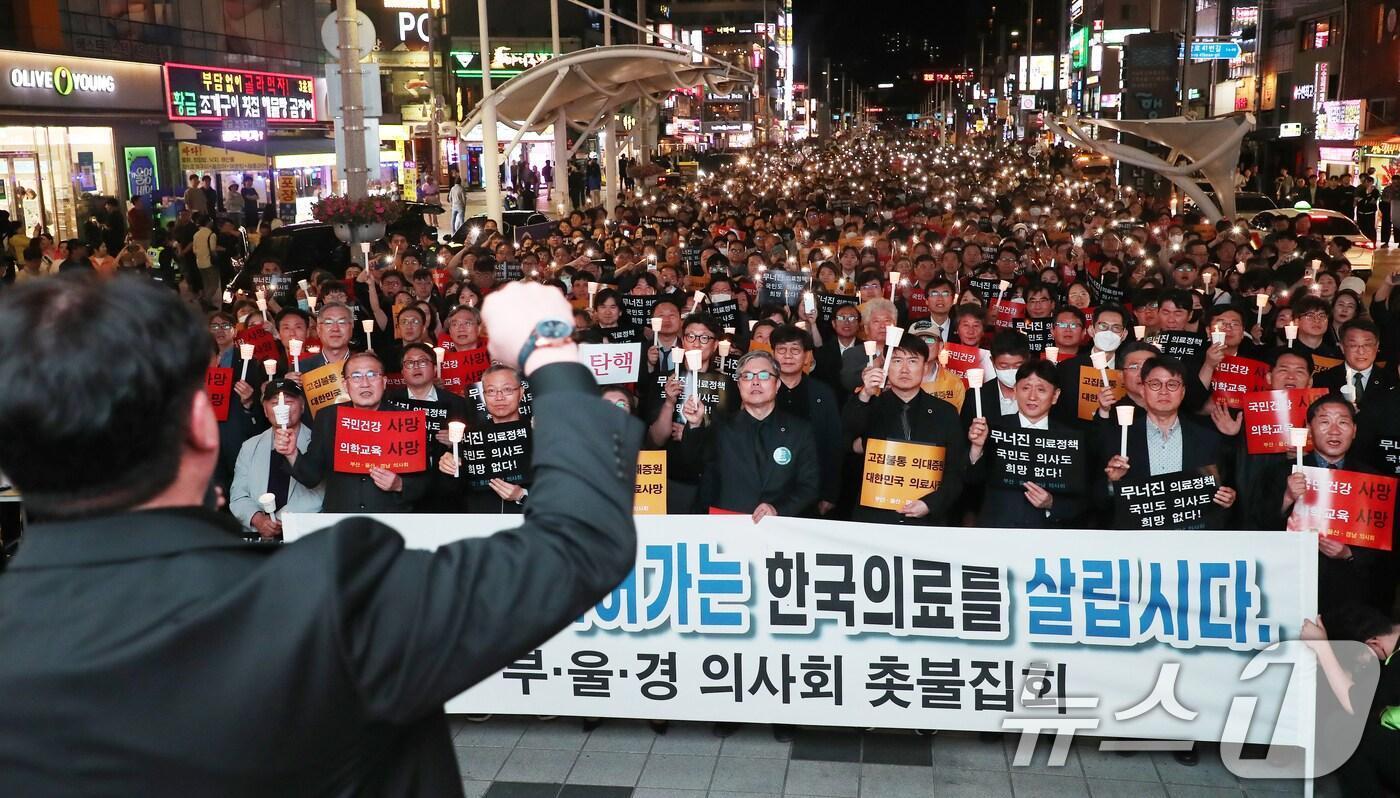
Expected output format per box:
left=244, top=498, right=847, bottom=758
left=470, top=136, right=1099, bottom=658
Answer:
left=5, top=129, right=1400, bottom=788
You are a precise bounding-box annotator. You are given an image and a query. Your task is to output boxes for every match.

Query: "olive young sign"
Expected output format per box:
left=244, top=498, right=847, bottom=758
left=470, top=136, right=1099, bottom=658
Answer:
left=163, top=63, right=316, bottom=123
left=0, top=50, right=163, bottom=112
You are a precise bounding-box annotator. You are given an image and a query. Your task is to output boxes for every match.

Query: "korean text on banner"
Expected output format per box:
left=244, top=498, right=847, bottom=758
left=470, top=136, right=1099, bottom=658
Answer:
left=236, top=326, right=279, bottom=362
left=987, top=428, right=1085, bottom=492
left=1077, top=365, right=1125, bottom=421
left=1210, top=357, right=1270, bottom=409
left=281, top=513, right=1317, bottom=744
left=460, top=420, right=531, bottom=487
left=1114, top=469, right=1220, bottom=530
left=859, top=438, right=945, bottom=510
left=1290, top=466, right=1396, bottom=551
left=331, top=407, right=428, bottom=473
left=302, top=360, right=350, bottom=417
left=205, top=367, right=234, bottom=422
left=580, top=343, right=642, bottom=385
left=441, top=346, right=492, bottom=396
left=634, top=450, right=667, bottom=514
left=941, top=343, right=983, bottom=379
left=988, top=300, right=1027, bottom=330
left=1242, top=389, right=1328, bottom=455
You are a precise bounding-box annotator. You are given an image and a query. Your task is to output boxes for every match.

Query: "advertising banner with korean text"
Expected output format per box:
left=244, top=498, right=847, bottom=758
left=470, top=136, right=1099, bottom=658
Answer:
left=1076, top=366, right=1125, bottom=421
left=579, top=343, right=643, bottom=385
left=1242, top=389, right=1327, bottom=455
left=283, top=514, right=1318, bottom=745
left=859, top=439, right=945, bottom=509
left=331, top=407, right=428, bottom=473
left=1290, top=466, right=1396, bottom=551
left=302, top=361, right=350, bottom=417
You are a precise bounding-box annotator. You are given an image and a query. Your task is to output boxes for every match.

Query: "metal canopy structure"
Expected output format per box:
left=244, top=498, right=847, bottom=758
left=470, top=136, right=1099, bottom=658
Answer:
left=461, top=44, right=749, bottom=220
left=1045, top=114, right=1255, bottom=221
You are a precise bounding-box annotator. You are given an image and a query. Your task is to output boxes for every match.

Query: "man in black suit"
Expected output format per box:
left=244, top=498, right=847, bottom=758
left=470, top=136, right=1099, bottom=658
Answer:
left=771, top=324, right=843, bottom=516
left=0, top=277, right=642, bottom=795
left=1314, top=319, right=1394, bottom=408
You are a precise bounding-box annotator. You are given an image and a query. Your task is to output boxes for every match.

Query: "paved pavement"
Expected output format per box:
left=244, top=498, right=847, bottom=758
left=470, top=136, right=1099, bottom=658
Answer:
left=448, top=718, right=1343, bottom=797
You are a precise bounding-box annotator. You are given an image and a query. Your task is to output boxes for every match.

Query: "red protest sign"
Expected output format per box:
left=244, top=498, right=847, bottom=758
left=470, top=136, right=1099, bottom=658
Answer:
left=332, top=407, right=428, bottom=474
left=441, top=346, right=493, bottom=396
left=205, top=367, right=234, bottom=422
left=942, top=342, right=983, bottom=380
left=1242, top=388, right=1328, bottom=455
left=1210, top=356, right=1270, bottom=409
left=1291, top=466, right=1396, bottom=551
left=988, top=300, right=1027, bottom=330
left=236, top=326, right=279, bottom=362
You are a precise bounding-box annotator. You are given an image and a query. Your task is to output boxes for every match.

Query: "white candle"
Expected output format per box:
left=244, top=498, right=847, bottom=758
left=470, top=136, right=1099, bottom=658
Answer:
left=863, top=339, right=879, bottom=365
left=1341, top=382, right=1356, bottom=405
left=1289, top=427, right=1308, bottom=469
left=222, top=290, right=233, bottom=305
left=650, top=317, right=663, bottom=334
left=433, top=346, right=445, bottom=377
left=1133, top=325, right=1146, bottom=339
left=239, top=343, right=254, bottom=382
left=288, top=339, right=303, bottom=372
left=587, top=281, right=600, bottom=299
left=1255, top=293, right=1268, bottom=326
left=1116, top=404, right=1134, bottom=456
left=998, top=279, right=1010, bottom=297
left=262, top=358, right=277, bottom=379
left=881, top=326, right=904, bottom=388
left=1285, top=322, right=1298, bottom=347
left=273, top=393, right=290, bottom=430
left=361, top=318, right=375, bottom=352
left=684, top=348, right=703, bottom=399
left=889, top=272, right=901, bottom=300
left=694, top=290, right=706, bottom=307
left=1211, top=328, right=1225, bottom=347
left=717, top=340, right=732, bottom=358
left=258, top=492, right=278, bottom=519
left=1090, top=350, right=1111, bottom=388
left=306, top=295, right=318, bottom=313
left=938, top=348, right=949, bottom=367
left=448, top=421, right=466, bottom=478
left=966, top=368, right=985, bottom=418
left=1044, top=345, right=1059, bottom=362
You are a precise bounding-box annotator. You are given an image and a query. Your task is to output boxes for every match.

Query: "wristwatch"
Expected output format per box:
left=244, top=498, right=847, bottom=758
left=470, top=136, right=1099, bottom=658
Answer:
left=517, top=318, right=575, bottom=371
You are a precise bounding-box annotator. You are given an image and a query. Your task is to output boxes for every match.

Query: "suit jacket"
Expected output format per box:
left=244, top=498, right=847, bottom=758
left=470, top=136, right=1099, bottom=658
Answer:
left=776, top=376, right=844, bottom=506
left=969, top=416, right=1087, bottom=528
left=229, top=424, right=324, bottom=531
left=1098, top=413, right=1234, bottom=529
left=1313, top=364, right=1395, bottom=409
left=839, top=343, right=872, bottom=395
left=679, top=407, right=820, bottom=516
left=844, top=388, right=968, bottom=525
left=0, top=362, right=643, bottom=797
left=291, top=402, right=431, bottom=514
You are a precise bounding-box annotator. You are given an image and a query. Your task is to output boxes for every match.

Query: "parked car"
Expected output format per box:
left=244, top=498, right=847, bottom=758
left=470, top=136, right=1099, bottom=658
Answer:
left=1187, top=191, right=1277, bottom=216
left=1248, top=208, right=1375, bottom=278
left=451, top=211, right=554, bottom=244
left=232, top=222, right=351, bottom=294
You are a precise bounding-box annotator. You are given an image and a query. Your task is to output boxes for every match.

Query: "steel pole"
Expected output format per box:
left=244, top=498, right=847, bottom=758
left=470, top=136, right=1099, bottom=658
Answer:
left=478, top=0, right=502, bottom=222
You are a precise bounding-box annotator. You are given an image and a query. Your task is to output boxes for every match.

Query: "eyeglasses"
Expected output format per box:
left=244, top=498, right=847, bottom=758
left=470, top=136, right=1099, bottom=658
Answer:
left=1095, top=322, right=1125, bottom=333
left=209, top=322, right=233, bottom=331
left=740, top=370, right=775, bottom=381
left=1145, top=379, right=1184, bottom=392
left=1213, top=320, right=1243, bottom=330
left=401, top=358, right=434, bottom=368
left=684, top=332, right=715, bottom=344
left=348, top=370, right=383, bottom=382
left=1173, top=264, right=1197, bottom=271
left=399, top=317, right=424, bottom=327
left=929, top=290, right=953, bottom=298
left=834, top=314, right=860, bottom=322
left=1123, top=364, right=1143, bottom=372
left=484, top=386, right=520, bottom=398
left=448, top=319, right=479, bottom=328
left=1299, top=311, right=1329, bottom=321
left=1054, top=321, right=1082, bottom=329
left=320, top=318, right=351, bottom=327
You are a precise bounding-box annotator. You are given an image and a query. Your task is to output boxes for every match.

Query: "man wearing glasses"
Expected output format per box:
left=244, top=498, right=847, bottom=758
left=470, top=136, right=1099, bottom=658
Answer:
left=294, top=303, right=356, bottom=377
left=1289, top=295, right=1344, bottom=361
left=678, top=351, right=818, bottom=522
left=812, top=302, right=861, bottom=401
left=276, top=351, right=429, bottom=513
left=1049, top=305, right=1087, bottom=361
left=1315, top=319, right=1393, bottom=406
left=1052, top=305, right=1131, bottom=425
left=435, top=365, right=532, bottom=514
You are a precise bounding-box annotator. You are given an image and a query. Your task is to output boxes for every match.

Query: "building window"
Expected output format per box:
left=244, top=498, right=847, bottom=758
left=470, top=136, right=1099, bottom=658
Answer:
left=1302, top=15, right=1339, bottom=50
left=1122, top=4, right=1133, bottom=20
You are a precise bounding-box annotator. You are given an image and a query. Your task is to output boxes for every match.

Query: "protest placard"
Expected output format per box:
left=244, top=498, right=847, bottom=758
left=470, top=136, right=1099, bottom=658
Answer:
left=987, top=428, right=1085, bottom=493
left=1076, top=365, right=1125, bottom=420
left=988, top=300, right=1026, bottom=330
left=814, top=291, right=848, bottom=324
left=708, top=298, right=740, bottom=327
left=460, top=420, right=531, bottom=487
left=441, top=346, right=492, bottom=396
left=382, top=396, right=452, bottom=439
left=1210, top=356, right=1271, bottom=409
left=205, top=367, right=234, bottom=422
left=967, top=277, right=1000, bottom=301
left=621, top=295, right=658, bottom=328
left=634, top=450, right=667, bottom=515
left=332, top=407, right=428, bottom=473
left=942, top=342, right=984, bottom=380
left=579, top=343, right=643, bottom=385
left=758, top=270, right=807, bottom=306
left=1241, top=388, right=1328, bottom=455
left=1155, top=331, right=1207, bottom=362
left=859, top=438, right=946, bottom=510
left=302, top=360, right=350, bottom=417
left=1019, top=318, right=1052, bottom=352
left=1114, top=469, right=1219, bottom=530
left=235, top=326, right=279, bottom=362
left=1290, top=466, right=1396, bottom=551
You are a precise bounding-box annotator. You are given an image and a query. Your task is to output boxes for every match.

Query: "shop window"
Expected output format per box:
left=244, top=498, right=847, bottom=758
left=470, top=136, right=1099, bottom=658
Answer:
left=1302, top=15, right=1339, bottom=50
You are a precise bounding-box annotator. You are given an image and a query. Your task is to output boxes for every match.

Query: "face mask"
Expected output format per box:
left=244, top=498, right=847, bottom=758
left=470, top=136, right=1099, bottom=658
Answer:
left=1093, top=331, right=1123, bottom=352
left=709, top=293, right=732, bottom=303
left=833, top=216, right=845, bottom=226
left=995, top=368, right=1018, bottom=388
left=297, top=299, right=310, bottom=311
left=1100, top=271, right=1120, bottom=286
left=881, top=210, right=894, bottom=220
left=237, top=313, right=251, bottom=325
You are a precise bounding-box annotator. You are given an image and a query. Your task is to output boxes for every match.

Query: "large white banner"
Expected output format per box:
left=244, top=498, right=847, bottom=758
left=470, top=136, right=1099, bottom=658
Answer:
left=283, top=515, right=1317, bottom=746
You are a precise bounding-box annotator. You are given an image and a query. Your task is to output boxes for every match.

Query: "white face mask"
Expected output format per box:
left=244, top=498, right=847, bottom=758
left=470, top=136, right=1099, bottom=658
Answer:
left=1093, top=330, right=1123, bottom=352
left=709, top=293, right=732, bottom=303
left=995, top=368, right=1018, bottom=388
left=881, top=210, right=894, bottom=220
left=833, top=216, right=845, bottom=226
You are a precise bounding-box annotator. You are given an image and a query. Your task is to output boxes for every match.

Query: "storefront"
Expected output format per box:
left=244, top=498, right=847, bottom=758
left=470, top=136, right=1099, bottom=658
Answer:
left=0, top=50, right=165, bottom=241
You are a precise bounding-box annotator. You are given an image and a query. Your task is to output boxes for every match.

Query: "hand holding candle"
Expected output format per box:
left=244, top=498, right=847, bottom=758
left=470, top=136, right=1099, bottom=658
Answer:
left=273, top=393, right=290, bottom=430
left=239, top=343, right=254, bottom=381
left=1090, top=350, right=1111, bottom=388
left=1289, top=427, right=1308, bottom=470
left=863, top=339, right=879, bottom=365
left=447, top=421, right=466, bottom=478
left=684, top=348, right=703, bottom=399
left=258, top=493, right=277, bottom=520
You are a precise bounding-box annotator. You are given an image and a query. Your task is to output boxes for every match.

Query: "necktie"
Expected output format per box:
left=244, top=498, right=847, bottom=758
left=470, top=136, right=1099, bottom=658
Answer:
left=1353, top=372, right=1366, bottom=404
left=899, top=402, right=913, bottom=441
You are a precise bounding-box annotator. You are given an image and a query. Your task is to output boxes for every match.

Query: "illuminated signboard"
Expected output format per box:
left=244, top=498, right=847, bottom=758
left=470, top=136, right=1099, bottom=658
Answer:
left=1071, top=27, right=1090, bottom=69
left=1279, top=122, right=1302, bottom=138
left=920, top=70, right=974, bottom=83
left=451, top=47, right=554, bottom=78
left=1313, top=62, right=1328, bottom=112
left=1318, top=146, right=1358, bottom=163
left=163, top=63, right=315, bottom=123
left=1316, top=99, right=1363, bottom=141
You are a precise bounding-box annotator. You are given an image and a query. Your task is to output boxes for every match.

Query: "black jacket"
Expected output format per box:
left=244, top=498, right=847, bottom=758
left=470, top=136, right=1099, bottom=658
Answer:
left=291, top=401, right=431, bottom=513
left=968, top=416, right=1088, bottom=528
left=844, top=388, right=968, bottom=525
left=776, top=376, right=844, bottom=506
left=1313, top=364, right=1396, bottom=409
left=1098, top=413, right=1235, bottom=529
left=0, top=362, right=643, bottom=796
left=679, top=407, right=820, bottom=516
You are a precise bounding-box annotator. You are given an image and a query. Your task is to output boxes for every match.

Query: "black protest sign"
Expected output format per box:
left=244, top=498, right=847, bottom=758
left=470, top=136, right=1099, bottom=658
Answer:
left=621, top=295, right=659, bottom=328
left=1113, top=469, right=1220, bottom=531
left=681, top=246, right=703, bottom=276
left=1155, top=331, right=1207, bottom=362
left=709, top=298, right=740, bottom=327
left=987, top=427, right=1086, bottom=493
left=758, top=270, right=807, bottom=306
left=815, top=291, right=850, bottom=324
left=460, top=420, right=531, bottom=487
left=672, top=370, right=734, bottom=424
left=494, top=261, right=524, bottom=281
left=1086, top=272, right=1125, bottom=305
left=967, top=277, right=1002, bottom=302
left=1019, top=318, right=1053, bottom=353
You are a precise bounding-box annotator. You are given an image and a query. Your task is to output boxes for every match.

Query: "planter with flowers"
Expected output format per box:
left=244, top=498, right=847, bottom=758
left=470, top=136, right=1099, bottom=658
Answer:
left=313, top=194, right=402, bottom=244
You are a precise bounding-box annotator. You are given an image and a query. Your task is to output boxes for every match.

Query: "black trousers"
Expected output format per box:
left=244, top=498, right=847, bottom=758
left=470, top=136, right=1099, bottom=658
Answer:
left=1338, top=723, right=1400, bottom=795
left=1382, top=207, right=1394, bottom=245
left=1358, top=211, right=1378, bottom=241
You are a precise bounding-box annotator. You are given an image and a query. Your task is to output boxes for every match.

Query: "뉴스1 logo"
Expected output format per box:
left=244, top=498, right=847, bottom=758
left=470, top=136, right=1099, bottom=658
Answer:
left=9, top=65, right=117, bottom=95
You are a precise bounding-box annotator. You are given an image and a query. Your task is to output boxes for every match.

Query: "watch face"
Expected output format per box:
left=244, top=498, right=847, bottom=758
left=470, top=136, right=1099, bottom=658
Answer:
left=537, top=319, right=572, bottom=339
